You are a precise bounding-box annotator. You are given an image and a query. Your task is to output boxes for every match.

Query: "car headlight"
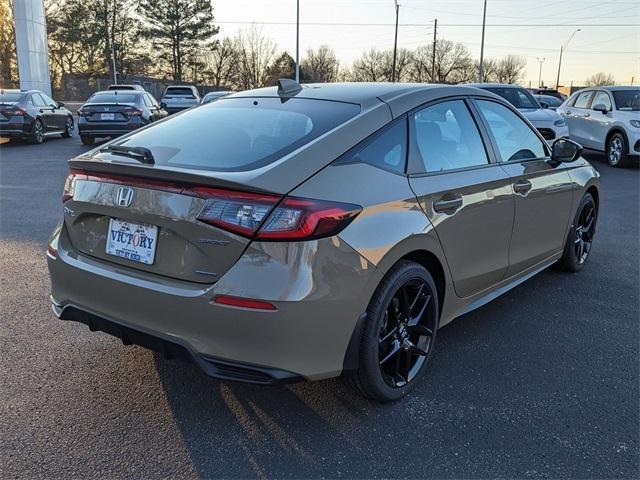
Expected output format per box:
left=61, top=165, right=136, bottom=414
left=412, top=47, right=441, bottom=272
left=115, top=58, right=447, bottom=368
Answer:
left=630, top=120, right=640, bottom=128
left=554, top=119, right=566, bottom=127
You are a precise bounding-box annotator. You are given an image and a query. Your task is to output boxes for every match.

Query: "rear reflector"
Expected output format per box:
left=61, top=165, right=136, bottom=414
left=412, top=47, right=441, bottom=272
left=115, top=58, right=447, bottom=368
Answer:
left=46, top=246, right=58, bottom=259
left=213, top=295, right=277, bottom=311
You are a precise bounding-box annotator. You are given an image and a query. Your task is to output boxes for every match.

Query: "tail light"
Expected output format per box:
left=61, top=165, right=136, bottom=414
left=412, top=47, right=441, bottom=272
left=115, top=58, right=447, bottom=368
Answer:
left=77, top=108, right=93, bottom=117
left=124, top=107, right=142, bottom=116
left=0, top=107, right=26, bottom=116
left=62, top=171, right=87, bottom=202
left=195, top=187, right=361, bottom=241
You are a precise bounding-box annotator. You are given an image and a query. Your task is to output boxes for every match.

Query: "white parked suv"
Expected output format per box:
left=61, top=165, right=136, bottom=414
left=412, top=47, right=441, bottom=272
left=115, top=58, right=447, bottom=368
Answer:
left=469, top=84, right=570, bottom=144
left=557, top=86, right=640, bottom=167
left=160, top=85, right=201, bottom=115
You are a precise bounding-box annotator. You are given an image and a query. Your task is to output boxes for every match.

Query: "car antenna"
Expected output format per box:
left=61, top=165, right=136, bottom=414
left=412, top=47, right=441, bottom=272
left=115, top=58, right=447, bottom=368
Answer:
left=277, top=78, right=302, bottom=97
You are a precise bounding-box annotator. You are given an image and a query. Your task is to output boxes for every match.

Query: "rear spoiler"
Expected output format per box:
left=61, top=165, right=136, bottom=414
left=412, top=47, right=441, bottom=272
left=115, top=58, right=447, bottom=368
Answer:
left=67, top=157, right=274, bottom=194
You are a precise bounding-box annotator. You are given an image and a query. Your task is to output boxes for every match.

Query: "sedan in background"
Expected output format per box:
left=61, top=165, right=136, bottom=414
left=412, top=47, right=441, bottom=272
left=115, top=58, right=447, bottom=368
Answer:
left=557, top=86, right=640, bottom=167
left=534, top=94, right=564, bottom=110
left=0, top=89, right=74, bottom=144
left=77, top=90, right=167, bottom=145
left=49, top=81, right=599, bottom=402
left=108, top=84, right=146, bottom=92
left=528, top=88, right=567, bottom=101
left=201, top=91, right=233, bottom=104
left=160, top=85, right=201, bottom=114
left=469, top=83, right=569, bottom=143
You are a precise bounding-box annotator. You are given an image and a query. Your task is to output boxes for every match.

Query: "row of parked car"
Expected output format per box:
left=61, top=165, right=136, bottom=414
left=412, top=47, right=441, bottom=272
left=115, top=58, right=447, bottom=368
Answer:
left=0, top=83, right=231, bottom=146
left=1, top=82, right=638, bottom=167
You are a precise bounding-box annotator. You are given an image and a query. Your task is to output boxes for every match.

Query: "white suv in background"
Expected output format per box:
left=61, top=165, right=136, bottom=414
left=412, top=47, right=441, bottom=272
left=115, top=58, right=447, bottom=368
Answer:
left=469, top=83, right=570, bottom=144
left=557, top=86, right=640, bottom=167
left=160, top=85, right=201, bottom=115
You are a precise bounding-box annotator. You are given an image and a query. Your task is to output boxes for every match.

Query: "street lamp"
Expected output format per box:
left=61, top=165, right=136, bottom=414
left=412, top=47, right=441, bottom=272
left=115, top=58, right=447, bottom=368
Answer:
left=536, top=57, right=546, bottom=87
left=479, top=0, right=488, bottom=82
left=555, top=28, right=581, bottom=90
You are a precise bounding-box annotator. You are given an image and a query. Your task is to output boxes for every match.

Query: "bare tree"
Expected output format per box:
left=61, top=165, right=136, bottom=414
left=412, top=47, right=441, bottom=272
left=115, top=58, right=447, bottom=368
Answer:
left=585, top=72, right=615, bottom=86
left=408, top=45, right=432, bottom=82
left=233, top=25, right=277, bottom=89
left=381, top=48, right=412, bottom=82
left=205, top=37, right=238, bottom=89
left=475, top=57, right=499, bottom=82
left=431, top=40, right=474, bottom=84
left=302, top=45, right=339, bottom=83
left=495, top=55, right=526, bottom=84
left=347, top=49, right=386, bottom=82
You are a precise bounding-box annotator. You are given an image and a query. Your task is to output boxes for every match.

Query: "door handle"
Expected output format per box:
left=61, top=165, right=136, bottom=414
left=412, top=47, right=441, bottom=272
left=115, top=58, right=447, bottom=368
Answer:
left=565, top=110, right=572, bottom=115
left=584, top=112, right=590, bottom=118
left=433, top=196, right=463, bottom=213
left=513, top=179, right=532, bottom=194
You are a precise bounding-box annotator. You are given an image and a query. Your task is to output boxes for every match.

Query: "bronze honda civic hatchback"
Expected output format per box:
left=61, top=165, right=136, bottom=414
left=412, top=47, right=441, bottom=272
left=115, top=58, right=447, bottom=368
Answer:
left=48, top=82, right=600, bottom=401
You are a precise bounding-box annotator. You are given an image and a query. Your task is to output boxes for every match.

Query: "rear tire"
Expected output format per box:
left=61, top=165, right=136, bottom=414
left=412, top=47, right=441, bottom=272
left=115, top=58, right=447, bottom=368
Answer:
left=61, top=116, right=74, bottom=138
left=607, top=132, right=629, bottom=167
left=80, top=135, right=94, bottom=146
left=28, top=119, right=44, bottom=144
left=347, top=260, right=439, bottom=402
left=557, top=193, right=597, bottom=272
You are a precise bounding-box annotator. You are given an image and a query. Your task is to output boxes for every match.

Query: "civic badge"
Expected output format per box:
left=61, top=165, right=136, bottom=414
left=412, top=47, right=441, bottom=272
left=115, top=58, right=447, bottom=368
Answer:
left=116, top=186, right=134, bottom=207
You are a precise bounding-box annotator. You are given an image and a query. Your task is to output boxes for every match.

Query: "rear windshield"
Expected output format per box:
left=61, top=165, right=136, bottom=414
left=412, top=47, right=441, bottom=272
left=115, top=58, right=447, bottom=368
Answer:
left=164, top=87, right=195, bottom=96
left=613, top=90, right=640, bottom=111
left=536, top=95, right=562, bottom=107
left=110, top=97, right=360, bottom=172
left=88, top=92, right=139, bottom=104
left=484, top=87, right=539, bottom=109
left=0, top=92, right=23, bottom=103
left=109, top=85, right=136, bottom=90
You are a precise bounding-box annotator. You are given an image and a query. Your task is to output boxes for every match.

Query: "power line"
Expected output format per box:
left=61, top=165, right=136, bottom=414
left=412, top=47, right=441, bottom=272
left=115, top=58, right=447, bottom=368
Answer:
left=216, top=20, right=639, bottom=27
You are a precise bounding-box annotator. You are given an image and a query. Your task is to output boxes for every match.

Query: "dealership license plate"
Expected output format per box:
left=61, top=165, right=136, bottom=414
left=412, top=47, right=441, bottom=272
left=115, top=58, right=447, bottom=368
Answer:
left=101, top=113, right=115, bottom=120
left=106, top=218, right=158, bottom=265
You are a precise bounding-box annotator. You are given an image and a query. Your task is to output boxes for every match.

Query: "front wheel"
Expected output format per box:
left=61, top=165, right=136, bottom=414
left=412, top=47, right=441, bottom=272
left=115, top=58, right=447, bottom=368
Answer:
left=61, top=116, right=74, bottom=138
left=607, top=132, right=629, bottom=167
left=557, top=193, right=597, bottom=272
left=347, top=260, right=439, bottom=402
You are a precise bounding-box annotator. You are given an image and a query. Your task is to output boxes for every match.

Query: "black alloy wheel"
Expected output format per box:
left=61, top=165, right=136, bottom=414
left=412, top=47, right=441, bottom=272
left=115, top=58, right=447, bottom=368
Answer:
left=557, top=193, right=597, bottom=272
left=62, top=116, right=74, bottom=138
left=29, top=119, right=44, bottom=144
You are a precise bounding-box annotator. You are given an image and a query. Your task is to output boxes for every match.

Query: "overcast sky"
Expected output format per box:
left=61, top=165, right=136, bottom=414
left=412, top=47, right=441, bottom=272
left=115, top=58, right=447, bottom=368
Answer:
left=214, top=0, right=639, bottom=86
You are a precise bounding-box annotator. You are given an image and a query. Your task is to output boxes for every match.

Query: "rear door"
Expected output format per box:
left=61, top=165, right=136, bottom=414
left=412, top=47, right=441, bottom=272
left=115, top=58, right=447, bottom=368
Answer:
left=408, top=98, right=514, bottom=298
left=473, top=98, right=574, bottom=276
left=562, top=90, right=594, bottom=146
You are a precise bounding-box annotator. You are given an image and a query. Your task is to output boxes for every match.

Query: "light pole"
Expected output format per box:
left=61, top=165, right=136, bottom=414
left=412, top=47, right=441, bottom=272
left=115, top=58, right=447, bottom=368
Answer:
left=478, top=0, right=487, bottom=82
left=392, top=0, right=400, bottom=82
left=555, top=28, right=581, bottom=90
left=536, top=57, right=545, bottom=87
left=295, top=0, right=300, bottom=83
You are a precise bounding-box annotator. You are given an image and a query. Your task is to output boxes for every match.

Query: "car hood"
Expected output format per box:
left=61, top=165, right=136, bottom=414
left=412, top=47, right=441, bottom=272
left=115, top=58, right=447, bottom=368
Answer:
left=519, top=108, right=561, bottom=123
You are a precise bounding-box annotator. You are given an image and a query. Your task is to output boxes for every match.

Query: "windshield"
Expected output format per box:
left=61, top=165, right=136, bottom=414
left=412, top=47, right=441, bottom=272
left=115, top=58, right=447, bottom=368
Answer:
left=0, top=92, right=23, bottom=103
left=536, top=96, right=562, bottom=107
left=485, top=87, right=540, bottom=109
left=164, top=87, right=196, bottom=96
left=107, top=97, right=360, bottom=172
left=88, top=92, right=139, bottom=104
left=613, top=90, right=640, bottom=111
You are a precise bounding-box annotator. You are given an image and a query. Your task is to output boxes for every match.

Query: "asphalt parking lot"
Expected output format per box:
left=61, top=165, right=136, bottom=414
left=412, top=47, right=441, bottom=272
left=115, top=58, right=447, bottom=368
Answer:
left=1, top=133, right=638, bottom=479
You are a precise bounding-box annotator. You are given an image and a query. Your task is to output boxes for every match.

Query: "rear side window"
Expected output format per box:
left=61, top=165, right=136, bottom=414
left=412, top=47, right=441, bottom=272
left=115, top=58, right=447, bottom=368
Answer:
left=573, top=91, right=593, bottom=108
left=339, top=120, right=407, bottom=174
left=476, top=100, right=546, bottom=162
left=412, top=100, right=489, bottom=173
left=88, top=93, right=139, bottom=104
left=110, top=97, right=360, bottom=172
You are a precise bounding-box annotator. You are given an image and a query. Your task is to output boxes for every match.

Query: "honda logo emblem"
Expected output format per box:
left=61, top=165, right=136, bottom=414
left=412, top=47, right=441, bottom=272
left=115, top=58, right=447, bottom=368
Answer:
left=116, top=187, right=134, bottom=207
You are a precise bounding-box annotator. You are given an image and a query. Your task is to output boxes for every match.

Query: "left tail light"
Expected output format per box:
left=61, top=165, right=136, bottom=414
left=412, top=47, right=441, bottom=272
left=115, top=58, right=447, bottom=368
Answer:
left=195, top=187, right=362, bottom=241
left=62, top=171, right=87, bottom=202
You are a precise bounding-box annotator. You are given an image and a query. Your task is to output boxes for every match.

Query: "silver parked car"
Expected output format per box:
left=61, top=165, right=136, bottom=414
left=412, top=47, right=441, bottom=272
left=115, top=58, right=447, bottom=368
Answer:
left=470, top=83, right=570, bottom=144
left=48, top=82, right=599, bottom=401
left=160, top=85, right=201, bottom=114
left=557, top=86, right=640, bottom=167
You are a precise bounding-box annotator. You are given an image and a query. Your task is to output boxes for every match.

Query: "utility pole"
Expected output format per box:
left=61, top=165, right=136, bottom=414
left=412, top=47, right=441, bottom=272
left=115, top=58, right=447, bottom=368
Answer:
left=431, top=18, right=437, bottom=82
left=536, top=57, right=545, bottom=87
left=478, top=0, right=487, bottom=82
left=295, top=0, right=300, bottom=82
left=392, top=0, right=399, bottom=82
left=555, top=28, right=581, bottom=90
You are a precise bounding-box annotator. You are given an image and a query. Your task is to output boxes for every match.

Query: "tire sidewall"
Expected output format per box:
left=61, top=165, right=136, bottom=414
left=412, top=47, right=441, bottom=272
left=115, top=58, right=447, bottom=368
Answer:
left=359, top=261, right=439, bottom=401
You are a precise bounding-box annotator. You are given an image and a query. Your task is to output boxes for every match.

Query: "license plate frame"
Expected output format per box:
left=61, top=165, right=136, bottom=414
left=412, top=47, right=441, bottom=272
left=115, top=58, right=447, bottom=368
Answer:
left=100, top=113, right=115, bottom=121
left=105, top=218, right=158, bottom=265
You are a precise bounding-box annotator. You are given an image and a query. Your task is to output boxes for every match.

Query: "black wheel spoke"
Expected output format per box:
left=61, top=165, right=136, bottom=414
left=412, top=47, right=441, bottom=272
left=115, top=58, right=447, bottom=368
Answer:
left=380, top=340, right=401, bottom=365
left=409, top=344, right=429, bottom=357
left=379, top=326, right=398, bottom=344
left=409, top=283, right=425, bottom=310
left=408, top=294, right=431, bottom=326
left=407, top=324, right=433, bottom=337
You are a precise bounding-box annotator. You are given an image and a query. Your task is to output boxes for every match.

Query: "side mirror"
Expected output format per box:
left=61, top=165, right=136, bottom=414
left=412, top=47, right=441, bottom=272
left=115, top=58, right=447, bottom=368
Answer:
left=160, top=102, right=167, bottom=109
left=551, top=138, right=583, bottom=164
left=57, top=101, right=65, bottom=108
left=592, top=103, right=608, bottom=114
left=540, top=102, right=549, bottom=109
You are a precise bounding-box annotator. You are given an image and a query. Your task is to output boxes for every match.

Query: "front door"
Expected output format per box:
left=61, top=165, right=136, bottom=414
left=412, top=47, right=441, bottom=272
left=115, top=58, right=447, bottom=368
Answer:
left=474, top=98, right=574, bottom=276
left=408, top=99, right=514, bottom=298
left=561, top=90, right=594, bottom=147
left=31, top=93, right=57, bottom=131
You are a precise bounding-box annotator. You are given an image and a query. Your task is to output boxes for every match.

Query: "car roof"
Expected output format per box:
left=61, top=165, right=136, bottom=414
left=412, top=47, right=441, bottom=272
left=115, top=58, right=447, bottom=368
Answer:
left=597, top=86, right=639, bottom=91
left=92, top=90, right=142, bottom=95
left=467, top=83, right=524, bottom=89
left=229, top=82, right=498, bottom=117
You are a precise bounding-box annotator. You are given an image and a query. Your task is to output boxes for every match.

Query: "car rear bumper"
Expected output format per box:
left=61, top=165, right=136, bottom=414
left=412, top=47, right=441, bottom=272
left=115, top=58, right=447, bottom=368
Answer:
left=47, top=226, right=382, bottom=382
left=78, top=119, right=144, bottom=136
